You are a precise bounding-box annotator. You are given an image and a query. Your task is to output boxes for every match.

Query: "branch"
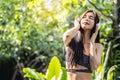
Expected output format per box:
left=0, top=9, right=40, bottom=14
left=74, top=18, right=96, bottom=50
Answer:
left=101, top=41, right=112, bottom=80
left=88, top=0, right=113, bottom=20
left=104, top=42, right=112, bottom=69
left=12, top=59, right=26, bottom=80
left=27, top=56, right=41, bottom=67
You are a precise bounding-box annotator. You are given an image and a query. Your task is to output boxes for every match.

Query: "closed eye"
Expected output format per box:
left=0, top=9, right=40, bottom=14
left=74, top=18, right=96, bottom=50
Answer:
left=89, top=16, right=94, bottom=20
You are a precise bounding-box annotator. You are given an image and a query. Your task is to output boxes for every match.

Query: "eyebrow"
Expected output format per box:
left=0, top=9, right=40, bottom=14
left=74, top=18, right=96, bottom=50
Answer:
left=89, top=15, right=94, bottom=17
left=83, top=14, right=94, bottom=17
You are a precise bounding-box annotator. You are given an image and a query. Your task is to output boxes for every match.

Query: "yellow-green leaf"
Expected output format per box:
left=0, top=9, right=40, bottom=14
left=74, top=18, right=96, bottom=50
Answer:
left=82, top=0, right=87, bottom=7
left=46, top=56, right=61, bottom=80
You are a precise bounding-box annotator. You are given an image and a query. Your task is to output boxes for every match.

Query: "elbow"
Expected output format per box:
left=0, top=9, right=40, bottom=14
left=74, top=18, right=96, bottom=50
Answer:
left=91, top=65, right=99, bottom=71
left=91, top=61, right=101, bottom=71
left=62, top=33, right=70, bottom=46
left=97, top=61, right=100, bottom=67
left=62, top=33, right=67, bottom=44
left=62, top=33, right=66, bottom=42
left=95, top=62, right=100, bottom=70
left=94, top=63, right=100, bottom=70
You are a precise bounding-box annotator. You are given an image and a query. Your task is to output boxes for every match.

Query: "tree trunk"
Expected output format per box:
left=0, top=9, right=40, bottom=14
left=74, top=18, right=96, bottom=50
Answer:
left=113, top=0, right=120, bottom=37
left=112, top=0, right=120, bottom=79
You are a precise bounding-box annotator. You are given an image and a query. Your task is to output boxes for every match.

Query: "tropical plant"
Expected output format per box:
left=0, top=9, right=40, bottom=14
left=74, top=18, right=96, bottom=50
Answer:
left=23, top=56, right=67, bottom=80
left=0, top=0, right=120, bottom=80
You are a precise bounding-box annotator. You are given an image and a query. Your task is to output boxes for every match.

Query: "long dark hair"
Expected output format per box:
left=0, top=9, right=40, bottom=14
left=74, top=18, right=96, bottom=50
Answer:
left=69, top=10, right=100, bottom=66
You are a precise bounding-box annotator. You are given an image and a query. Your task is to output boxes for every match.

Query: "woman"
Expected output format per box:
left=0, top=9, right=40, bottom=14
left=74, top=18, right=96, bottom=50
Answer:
left=63, top=10, right=103, bottom=80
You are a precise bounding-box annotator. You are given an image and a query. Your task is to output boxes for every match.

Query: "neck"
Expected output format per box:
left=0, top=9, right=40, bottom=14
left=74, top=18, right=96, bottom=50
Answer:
left=84, top=30, right=91, bottom=44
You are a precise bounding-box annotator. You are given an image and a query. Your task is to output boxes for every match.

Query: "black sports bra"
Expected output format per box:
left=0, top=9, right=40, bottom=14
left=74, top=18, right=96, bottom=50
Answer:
left=77, top=53, right=91, bottom=68
left=65, top=37, right=92, bottom=73
left=66, top=53, right=92, bottom=73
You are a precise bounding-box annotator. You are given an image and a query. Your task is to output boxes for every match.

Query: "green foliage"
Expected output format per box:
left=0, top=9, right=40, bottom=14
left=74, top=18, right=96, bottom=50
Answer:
left=82, top=0, right=87, bottom=7
left=0, top=0, right=65, bottom=68
left=23, top=56, right=67, bottom=80
left=60, top=67, right=67, bottom=80
left=23, top=68, right=46, bottom=80
left=0, top=0, right=120, bottom=80
left=107, top=65, right=117, bottom=80
left=46, top=56, right=61, bottom=80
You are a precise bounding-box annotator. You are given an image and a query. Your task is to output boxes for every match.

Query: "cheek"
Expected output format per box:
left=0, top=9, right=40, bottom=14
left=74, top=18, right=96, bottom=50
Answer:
left=91, top=21, right=95, bottom=27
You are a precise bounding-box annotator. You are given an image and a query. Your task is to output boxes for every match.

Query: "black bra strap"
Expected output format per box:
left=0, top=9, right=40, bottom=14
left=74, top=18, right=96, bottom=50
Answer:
left=66, top=69, right=92, bottom=73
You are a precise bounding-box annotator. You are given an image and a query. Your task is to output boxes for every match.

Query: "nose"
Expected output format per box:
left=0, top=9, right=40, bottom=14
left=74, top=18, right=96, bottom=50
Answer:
left=85, top=17, right=89, bottom=21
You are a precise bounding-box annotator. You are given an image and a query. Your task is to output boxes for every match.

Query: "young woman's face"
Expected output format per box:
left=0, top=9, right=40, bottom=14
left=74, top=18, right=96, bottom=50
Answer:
left=80, top=12, right=95, bottom=30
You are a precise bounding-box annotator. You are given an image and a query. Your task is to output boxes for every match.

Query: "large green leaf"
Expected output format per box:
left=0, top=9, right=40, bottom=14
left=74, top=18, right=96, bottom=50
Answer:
left=23, top=68, right=46, bottom=80
left=46, top=56, right=61, bottom=80
left=60, top=67, right=67, bottom=80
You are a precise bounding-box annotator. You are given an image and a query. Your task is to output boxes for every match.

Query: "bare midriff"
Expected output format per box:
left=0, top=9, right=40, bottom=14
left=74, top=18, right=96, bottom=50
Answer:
left=66, top=63, right=92, bottom=80
left=67, top=72, right=92, bottom=80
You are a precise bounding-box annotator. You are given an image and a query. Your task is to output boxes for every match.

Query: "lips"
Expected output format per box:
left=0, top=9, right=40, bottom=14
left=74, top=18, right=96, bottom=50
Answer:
left=83, top=21, right=89, bottom=25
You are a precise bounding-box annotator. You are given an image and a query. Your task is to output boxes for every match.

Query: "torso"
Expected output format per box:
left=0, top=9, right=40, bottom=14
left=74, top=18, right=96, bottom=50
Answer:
left=84, top=43, right=90, bottom=55
left=66, top=62, right=92, bottom=80
left=66, top=43, right=100, bottom=80
left=67, top=72, right=92, bottom=80
left=65, top=31, right=102, bottom=80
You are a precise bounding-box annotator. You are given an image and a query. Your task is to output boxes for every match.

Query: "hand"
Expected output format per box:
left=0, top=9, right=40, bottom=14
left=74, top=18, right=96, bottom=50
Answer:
left=90, top=26, right=99, bottom=43
left=90, top=26, right=99, bottom=56
left=74, top=16, right=80, bottom=29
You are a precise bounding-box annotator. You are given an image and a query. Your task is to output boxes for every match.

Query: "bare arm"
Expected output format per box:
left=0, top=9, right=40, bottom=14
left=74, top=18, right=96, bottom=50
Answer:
left=89, top=26, right=103, bottom=70
left=90, top=43, right=103, bottom=70
left=63, top=16, right=80, bottom=46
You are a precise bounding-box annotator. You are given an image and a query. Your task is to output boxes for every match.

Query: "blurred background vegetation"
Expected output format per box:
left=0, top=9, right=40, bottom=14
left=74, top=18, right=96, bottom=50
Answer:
left=0, top=0, right=120, bottom=80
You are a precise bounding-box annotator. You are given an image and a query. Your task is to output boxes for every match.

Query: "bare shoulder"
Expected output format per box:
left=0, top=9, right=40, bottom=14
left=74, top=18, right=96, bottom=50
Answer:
left=95, top=43, right=104, bottom=50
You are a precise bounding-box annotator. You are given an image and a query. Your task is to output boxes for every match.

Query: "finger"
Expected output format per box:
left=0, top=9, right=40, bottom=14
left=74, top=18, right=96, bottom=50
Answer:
left=96, top=26, right=99, bottom=32
left=93, top=30, right=98, bottom=39
left=90, top=29, right=98, bottom=42
left=74, top=16, right=80, bottom=28
left=75, top=16, right=80, bottom=22
left=75, top=15, right=78, bottom=18
left=74, top=16, right=78, bottom=23
left=75, top=16, right=78, bottom=20
left=90, top=34, right=96, bottom=42
left=94, top=26, right=99, bottom=36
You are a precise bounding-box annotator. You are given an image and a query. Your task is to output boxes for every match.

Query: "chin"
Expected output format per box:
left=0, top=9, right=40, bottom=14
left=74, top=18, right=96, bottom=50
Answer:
left=81, top=25, right=87, bottom=29
left=82, top=27, right=91, bottom=30
left=81, top=25, right=86, bottom=29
